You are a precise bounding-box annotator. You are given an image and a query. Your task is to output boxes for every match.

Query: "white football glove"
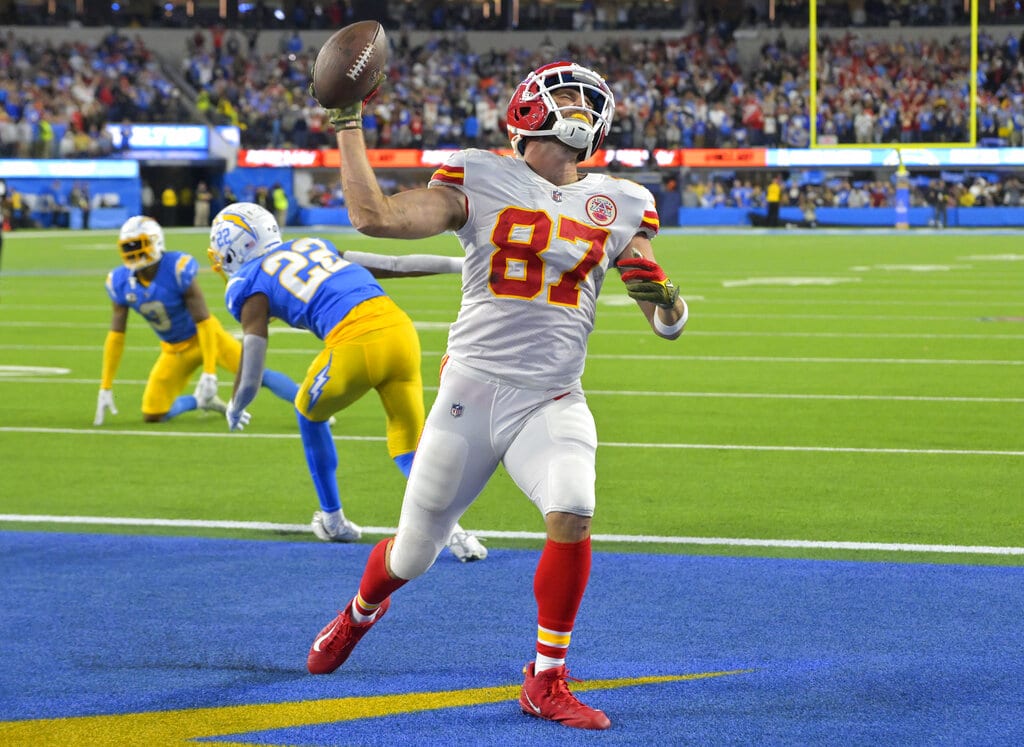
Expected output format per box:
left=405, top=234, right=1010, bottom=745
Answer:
left=226, top=399, right=252, bottom=431
left=194, top=373, right=219, bottom=408
left=94, top=388, right=117, bottom=426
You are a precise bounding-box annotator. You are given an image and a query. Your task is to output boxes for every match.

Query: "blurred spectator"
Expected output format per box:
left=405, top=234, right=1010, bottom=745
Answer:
left=141, top=181, right=155, bottom=218
left=194, top=180, right=213, bottom=227
left=271, top=182, right=289, bottom=227
left=178, top=184, right=194, bottom=226
left=160, top=185, right=178, bottom=226
left=766, top=175, right=782, bottom=226
left=42, top=180, right=69, bottom=228
left=70, top=182, right=91, bottom=229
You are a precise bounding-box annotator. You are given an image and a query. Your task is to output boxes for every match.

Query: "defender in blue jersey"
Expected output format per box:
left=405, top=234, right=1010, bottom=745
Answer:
left=207, top=202, right=486, bottom=560
left=95, top=215, right=299, bottom=425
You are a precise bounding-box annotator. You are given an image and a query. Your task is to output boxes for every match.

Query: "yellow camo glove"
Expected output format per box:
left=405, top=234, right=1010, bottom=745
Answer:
left=617, top=254, right=680, bottom=309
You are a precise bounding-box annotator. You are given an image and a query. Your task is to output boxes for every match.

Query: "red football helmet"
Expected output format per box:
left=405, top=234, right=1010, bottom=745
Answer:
left=506, top=61, right=615, bottom=161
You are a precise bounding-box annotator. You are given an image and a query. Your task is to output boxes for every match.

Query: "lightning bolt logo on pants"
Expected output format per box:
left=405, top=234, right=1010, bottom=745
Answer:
left=307, top=355, right=332, bottom=410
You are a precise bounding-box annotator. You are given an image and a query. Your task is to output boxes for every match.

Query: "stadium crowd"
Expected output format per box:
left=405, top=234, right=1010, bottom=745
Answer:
left=6, top=22, right=1024, bottom=158
left=3, top=15, right=1024, bottom=219
left=0, top=29, right=190, bottom=159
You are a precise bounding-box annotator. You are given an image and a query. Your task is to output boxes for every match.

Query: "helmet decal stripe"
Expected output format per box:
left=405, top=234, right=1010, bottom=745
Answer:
left=207, top=202, right=282, bottom=278
left=217, top=212, right=258, bottom=237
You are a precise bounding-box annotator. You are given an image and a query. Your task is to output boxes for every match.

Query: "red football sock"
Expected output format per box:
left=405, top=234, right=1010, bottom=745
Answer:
left=534, top=537, right=592, bottom=661
left=356, top=538, right=408, bottom=609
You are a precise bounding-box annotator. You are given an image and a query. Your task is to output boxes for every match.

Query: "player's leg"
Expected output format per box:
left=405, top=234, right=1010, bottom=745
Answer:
left=215, top=321, right=298, bottom=404
left=307, top=362, right=499, bottom=674
left=386, top=362, right=499, bottom=580
left=373, top=323, right=487, bottom=562
left=142, top=345, right=200, bottom=422
left=296, top=343, right=373, bottom=542
left=503, top=392, right=610, bottom=730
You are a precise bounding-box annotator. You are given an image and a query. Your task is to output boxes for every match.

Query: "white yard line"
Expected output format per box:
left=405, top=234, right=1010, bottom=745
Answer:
left=0, top=513, right=1020, bottom=556
left=1, top=343, right=1021, bottom=366
left=3, top=320, right=1023, bottom=341
left=2, top=426, right=1021, bottom=456
left=1, top=378, right=1022, bottom=404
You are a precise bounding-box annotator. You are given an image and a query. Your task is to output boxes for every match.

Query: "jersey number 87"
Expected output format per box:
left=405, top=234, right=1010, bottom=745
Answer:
left=489, top=207, right=608, bottom=308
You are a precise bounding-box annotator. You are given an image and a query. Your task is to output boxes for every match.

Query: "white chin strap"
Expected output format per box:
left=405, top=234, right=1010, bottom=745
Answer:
left=551, top=118, right=596, bottom=152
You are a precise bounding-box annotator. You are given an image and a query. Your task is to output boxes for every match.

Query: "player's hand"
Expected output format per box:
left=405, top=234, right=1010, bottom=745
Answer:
left=326, top=102, right=364, bottom=131
left=94, top=388, right=117, bottom=426
left=194, top=373, right=219, bottom=408
left=313, top=72, right=386, bottom=132
left=226, top=399, right=252, bottom=431
left=617, top=251, right=680, bottom=309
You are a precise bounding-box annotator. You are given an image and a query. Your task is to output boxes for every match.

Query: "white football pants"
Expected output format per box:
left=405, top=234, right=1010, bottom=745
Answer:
left=388, top=358, right=598, bottom=580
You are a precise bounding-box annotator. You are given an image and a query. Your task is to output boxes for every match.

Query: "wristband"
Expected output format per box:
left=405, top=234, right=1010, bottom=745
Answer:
left=653, top=300, right=688, bottom=336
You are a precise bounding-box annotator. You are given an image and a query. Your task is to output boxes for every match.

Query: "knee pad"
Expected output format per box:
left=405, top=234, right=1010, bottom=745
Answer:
left=389, top=523, right=445, bottom=580
left=542, top=450, right=596, bottom=516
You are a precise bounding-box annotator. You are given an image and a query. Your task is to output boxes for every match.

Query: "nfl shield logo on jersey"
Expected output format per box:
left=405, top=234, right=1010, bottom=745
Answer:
left=450, top=402, right=464, bottom=418
left=551, top=189, right=563, bottom=202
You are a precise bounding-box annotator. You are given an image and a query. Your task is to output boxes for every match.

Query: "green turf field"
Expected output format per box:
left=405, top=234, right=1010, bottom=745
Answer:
left=1, top=227, right=1021, bottom=565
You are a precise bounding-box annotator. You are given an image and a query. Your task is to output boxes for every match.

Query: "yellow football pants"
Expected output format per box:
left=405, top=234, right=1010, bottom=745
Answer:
left=142, top=317, right=242, bottom=416
left=295, top=296, right=424, bottom=459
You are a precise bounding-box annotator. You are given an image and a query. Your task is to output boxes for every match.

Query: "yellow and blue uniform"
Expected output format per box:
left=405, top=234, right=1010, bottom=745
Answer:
left=224, top=237, right=423, bottom=462
left=104, top=251, right=297, bottom=418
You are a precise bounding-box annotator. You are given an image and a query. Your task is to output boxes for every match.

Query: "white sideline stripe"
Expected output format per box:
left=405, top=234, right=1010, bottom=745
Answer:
left=4, top=321, right=1023, bottom=341
left=1, top=344, right=1021, bottom=366
left=584, top=354, right=1024, bottom=366
left=2, top=427, right=1021, bottom=456
left=2, top=379, right=1023, bottom=404
left=0, top=513, right=1021, bottom=556
left=590, top=390, right=1024, bottom=404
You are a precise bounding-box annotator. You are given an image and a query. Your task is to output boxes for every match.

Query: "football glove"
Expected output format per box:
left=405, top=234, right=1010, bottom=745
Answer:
left=226, top=399, right=252, bottom=432
left=617, top=252, right=680, bottom=309
left=310, top=72, right=386, bottom=132
left=194, top=373, right=219, bottom=408
left=93, top=388, right=118, bottom=426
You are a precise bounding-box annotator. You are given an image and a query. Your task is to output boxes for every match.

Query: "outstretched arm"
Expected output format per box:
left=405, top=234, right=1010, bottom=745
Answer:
left=339, top=249, right=463, bottom=278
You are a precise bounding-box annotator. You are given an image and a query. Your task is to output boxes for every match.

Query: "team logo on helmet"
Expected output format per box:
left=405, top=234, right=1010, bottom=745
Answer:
left=585, top=195, right=617, bottom=226
left=208, top=202, right=282, bottom=278
left=118, top=215, right=165, bottom=271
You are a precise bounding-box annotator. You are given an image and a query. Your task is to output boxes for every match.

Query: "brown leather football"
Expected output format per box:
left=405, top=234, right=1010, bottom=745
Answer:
left=311, top=21, right=388, bottom=109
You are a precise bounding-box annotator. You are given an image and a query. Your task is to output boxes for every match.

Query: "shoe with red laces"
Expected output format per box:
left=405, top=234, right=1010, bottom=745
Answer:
left=306, top=597, right=391, bottom=675
left=519, top=662, right=611, bottom=730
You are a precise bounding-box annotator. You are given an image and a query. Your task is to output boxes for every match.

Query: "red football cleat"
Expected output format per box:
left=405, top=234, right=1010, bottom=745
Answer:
left=306, top=597, right=391, bottom=675
left=519, top=662, right=611, bottom=730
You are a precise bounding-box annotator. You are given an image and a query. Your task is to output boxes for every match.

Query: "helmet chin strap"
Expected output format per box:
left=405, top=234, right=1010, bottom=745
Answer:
left=551, top=118, right=595, bottom=152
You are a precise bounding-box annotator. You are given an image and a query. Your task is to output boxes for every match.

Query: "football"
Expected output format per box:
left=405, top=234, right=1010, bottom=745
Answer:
left=311, top=20, right=388, bottom=109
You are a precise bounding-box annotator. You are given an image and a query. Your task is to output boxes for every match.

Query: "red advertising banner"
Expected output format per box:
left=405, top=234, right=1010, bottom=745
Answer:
left=237, top=149, right=323, bottom=168
left=680, top=149, right=767, bottom=168
left=238, top=148, right=766, bottom=169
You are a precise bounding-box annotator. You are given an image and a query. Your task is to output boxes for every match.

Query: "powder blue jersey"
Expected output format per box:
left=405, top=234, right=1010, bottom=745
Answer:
left=104, top=251, right=200, bottom=344
left=223, top=237, right=385, bottom=340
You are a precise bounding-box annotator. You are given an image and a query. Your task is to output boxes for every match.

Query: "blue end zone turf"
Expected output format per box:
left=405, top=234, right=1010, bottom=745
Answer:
left=1, top=532, right=1021, bottom=744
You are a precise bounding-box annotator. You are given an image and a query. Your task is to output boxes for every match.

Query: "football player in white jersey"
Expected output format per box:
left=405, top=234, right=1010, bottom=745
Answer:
left=306, top=61, right=687, bottom=730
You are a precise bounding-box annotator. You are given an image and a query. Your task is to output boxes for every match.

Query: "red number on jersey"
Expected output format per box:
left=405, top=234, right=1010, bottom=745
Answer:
left=488, top=208, right=610, bottom=307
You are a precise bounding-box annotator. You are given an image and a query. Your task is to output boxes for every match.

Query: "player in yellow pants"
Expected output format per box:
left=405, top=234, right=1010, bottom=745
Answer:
left=94, top=215, right=297, bottom=425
